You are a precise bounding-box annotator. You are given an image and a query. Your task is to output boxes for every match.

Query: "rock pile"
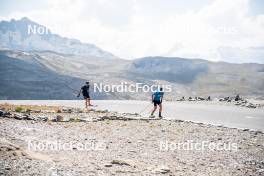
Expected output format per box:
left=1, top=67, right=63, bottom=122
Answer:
left=177, top=96, right=211, bottom=101
left=218, top=95, right=260, bottom=108
left=0, top=105, right=141, bottom=123
left=176, top=95, right=261, bottom=108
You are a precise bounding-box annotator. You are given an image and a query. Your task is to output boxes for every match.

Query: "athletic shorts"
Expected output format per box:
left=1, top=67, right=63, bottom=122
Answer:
left=83, top=93, right=90, bottom=99
left=153, top=100, right=161, bottom=106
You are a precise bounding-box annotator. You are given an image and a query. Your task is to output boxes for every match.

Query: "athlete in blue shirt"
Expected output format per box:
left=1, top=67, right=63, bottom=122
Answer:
left=151, top=88, right=164, bottom=118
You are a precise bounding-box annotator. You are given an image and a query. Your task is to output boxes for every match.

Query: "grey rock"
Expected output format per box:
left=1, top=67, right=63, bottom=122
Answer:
left=234, top=102, right=242, bottom=105
left=53, top=115, right=63, bottom=122
left=72, top=108, right=83, bottom=113
left=197, top=97, right=205, bottom=101
left=219, top=98, right=225, bottom=101
left=0, top=110, right=11, bottom=118
left=104, top=164, right=112, bottom=167
left=257, top=169, right=264, bottom=173
left=24, top=115, right=34, bottom=120
left=37, top=116, right=49, bottom=121
left=14, top=113, right=24, bottom=120
left=0, top=110, right=6, bottom=117
left=61, top=107, right=73, bottom=113
left=254, top=131, right=263, bottom=135
left=111, top=160, right=131, bottom=166
left=245, top=103, right=257, bottom=108
left=152, top=165, right=170, bottom=174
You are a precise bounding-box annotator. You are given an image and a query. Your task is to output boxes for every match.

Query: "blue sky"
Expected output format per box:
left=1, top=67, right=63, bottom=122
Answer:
left=0, top=0, right=264, bottom=63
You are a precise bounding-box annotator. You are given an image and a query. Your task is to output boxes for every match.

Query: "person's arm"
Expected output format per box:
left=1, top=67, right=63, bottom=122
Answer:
left=77, top=87, right=82, bottom=97
left=160, top=92, right=164, bottom=103
left=151, top=94, right=154, bottom=103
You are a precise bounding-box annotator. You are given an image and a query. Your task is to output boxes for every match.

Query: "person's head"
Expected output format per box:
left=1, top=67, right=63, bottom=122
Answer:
left=160, top=87, right=163, bottom=92
left=85, top=81, right=89, bottom=85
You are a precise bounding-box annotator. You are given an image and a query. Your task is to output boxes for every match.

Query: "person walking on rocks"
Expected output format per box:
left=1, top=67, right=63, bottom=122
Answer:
left=78, top=81, right=92, bottom=108
left=150, top=87, right=164, bottom=119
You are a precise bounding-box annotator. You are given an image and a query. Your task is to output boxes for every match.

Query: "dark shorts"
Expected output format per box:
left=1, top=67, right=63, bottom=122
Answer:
left=83, top=93, right=90, bottom=99
left=153, top=100, right=161, bottom=106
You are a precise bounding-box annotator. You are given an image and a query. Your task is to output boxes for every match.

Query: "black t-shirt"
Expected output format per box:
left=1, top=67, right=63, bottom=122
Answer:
left=81, top=85, right=89, bottom=95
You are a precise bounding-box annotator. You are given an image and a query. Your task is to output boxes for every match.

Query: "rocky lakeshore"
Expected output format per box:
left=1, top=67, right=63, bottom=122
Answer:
left=0, top=104, right=263, bottom=176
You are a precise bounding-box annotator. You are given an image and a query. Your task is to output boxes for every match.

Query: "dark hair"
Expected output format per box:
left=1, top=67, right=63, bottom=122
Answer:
left=86, top=81, right=89, bottom=84
left=160, top=87, right=163, bottom=91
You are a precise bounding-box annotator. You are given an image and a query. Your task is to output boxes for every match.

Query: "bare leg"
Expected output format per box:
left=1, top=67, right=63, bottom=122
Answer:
left=87, top=98, right=91, bottom=106
left=151, top=106, right=157, bottom=116
left=85, top=99, right=88, bottom=108
left=158, top=104, right=162, bottom=117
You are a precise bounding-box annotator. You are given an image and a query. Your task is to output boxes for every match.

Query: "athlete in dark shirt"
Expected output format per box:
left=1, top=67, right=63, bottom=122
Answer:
left=78, top=81, right=92, bottom=108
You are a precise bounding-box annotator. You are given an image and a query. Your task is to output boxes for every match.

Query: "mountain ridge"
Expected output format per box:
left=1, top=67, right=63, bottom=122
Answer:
left=0, top=18, right=264, bottom=100
left=0, top=17, right=116, bottom=59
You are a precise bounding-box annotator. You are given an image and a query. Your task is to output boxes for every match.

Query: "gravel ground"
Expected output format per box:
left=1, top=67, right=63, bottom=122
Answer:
left=0, top=105, right=263, bottom=176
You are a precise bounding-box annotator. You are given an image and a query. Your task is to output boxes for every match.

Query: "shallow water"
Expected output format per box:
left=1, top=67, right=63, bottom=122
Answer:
left=1, top=100, right=264, bottom=131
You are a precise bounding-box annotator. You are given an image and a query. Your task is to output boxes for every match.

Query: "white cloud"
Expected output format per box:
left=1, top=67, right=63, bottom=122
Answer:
left=1, top=0, right=264, bottom=63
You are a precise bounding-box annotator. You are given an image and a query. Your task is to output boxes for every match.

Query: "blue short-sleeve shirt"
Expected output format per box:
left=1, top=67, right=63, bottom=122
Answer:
left=153, top=91, right=164, bottom=101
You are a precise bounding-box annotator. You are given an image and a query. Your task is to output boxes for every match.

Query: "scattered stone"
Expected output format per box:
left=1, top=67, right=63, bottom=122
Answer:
left=96, top=109, right=108, bottom=113
left=216, top=95, right=259, bottom=109
left=174, top=119, right=184, bottom=123
left=24, top=115, right=35, bottom=120
left=257, top=169, right=264, bottom=173
left=197, top=97, right=205, bottom=101
left=152, top=165, right=170, bottom=174
left=111, top=160, right=131, bottom=166
left=4, top=111, right=11, bottom=118
left=4, top=167, right=11, bottom=170
left=0, top=102, right=263, bottom=176
left=0, top=110, right=6, bottom=117
left=242, top=100, right=248, bottom=103
left=61, top=107, right=73, bottom=113
left=37, top=116, right=48, bottom=121
left=235, top=94, right=242, bottom=101
left=254, top=131, right=263, bottom=135
left=245, top=103, right=257, bottom=108
left=54, top=115, right=64, bottom=122
left=219, top=98, right=225, bottom=101
left=13, top=113, right=24, bottom=120
left=244, top=160, right=264, bottom=168
left=188, top=97, right=196, bottom=101
left=69, top=117, right=82, bottom=122
left=104, top=164, right=112, bottom=167
left=234, top=102, right=242, bottom=106
left=72, top=108, right=83, bottom=113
